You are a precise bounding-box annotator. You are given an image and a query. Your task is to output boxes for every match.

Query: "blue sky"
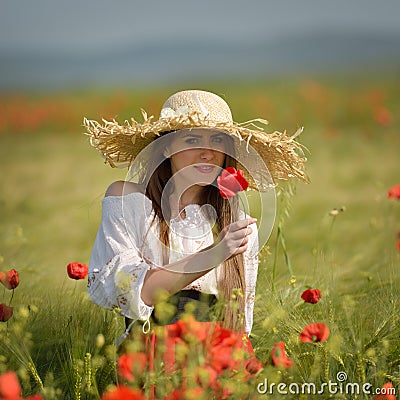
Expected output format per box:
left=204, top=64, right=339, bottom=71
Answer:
left=2, top=0, right=400, bottom=52
left=1, top=0, right=400, bottom=89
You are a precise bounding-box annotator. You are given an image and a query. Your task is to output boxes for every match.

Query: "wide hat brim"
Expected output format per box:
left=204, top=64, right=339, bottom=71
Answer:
left=83, top=110, right=308, bottom=190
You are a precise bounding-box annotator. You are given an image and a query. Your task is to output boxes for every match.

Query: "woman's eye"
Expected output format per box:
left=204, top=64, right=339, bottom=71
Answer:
left=185, top=138, right=199, bottom=144
left=212, top=137, right=224, bottom=144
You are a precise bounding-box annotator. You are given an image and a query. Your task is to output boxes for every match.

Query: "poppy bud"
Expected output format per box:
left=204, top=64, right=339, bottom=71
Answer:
left=0, top=304, right=14, bottom=322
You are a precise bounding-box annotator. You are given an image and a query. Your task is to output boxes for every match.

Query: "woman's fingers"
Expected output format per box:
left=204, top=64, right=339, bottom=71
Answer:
left=229, top=218, right=257, bottom=232
left=219, top=219, right=255, bottom=240
left=216, top=218, right=257, bottom=259
left=228, top=226, right=253, bottom=241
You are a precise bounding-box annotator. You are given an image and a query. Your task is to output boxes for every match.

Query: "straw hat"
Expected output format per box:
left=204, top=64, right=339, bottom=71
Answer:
left=83, top=90, right=308, bottom=189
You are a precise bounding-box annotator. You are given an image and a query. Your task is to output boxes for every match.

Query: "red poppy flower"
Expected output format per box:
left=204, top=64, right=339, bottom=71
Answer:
left=0, top=371, right=22, bottom=399
left=0, top=269, right=19, bottom=290
left=208, top=324, right=240, bottom=348
left=397, top=240, right=400, bottom=252
left=245, top=356, right=263, bottom=374
left=388, top=184, right=400, bottom=199
left=271, top=341, right=293, bottom=369
left=299, top=323, right=330, bottom=343
left=175, top=316, right=210, bottom=343
left=0, top=304, right=14, bottom=322
left=66, top=262, right=88, bottom=280
left=101, top=385, right=145, bottom=400
left=217, top=167, right=249, bottom=199
left=206, top=325, right=254, bottom=369
left=207, top=344, right=236, bottom=373
left=301, top=288, right=322, bottom=304
left=117, top=352, right=147, bottom=382
left=373, top=382, right=396, bottom=400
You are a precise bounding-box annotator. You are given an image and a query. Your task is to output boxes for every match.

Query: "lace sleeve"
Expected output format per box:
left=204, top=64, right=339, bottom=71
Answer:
left=87, top=194, right=154, bottom=321
left=244, top=220, right=259, bottom=334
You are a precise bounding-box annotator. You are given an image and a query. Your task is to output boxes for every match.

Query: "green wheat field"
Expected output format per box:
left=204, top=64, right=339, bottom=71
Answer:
left=0, top=73, right=399, bottom=399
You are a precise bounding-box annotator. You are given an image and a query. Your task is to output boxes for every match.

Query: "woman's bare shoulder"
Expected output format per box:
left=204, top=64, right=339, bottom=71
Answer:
left=105, top=181, right=146, bottom=197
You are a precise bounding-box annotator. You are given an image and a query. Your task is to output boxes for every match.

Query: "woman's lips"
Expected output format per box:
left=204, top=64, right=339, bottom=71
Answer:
left=194, top=165, right=216, bottom=174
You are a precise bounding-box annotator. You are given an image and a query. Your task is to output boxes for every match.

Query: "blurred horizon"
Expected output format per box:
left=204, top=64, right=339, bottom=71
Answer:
left=1, top=0, right=400, bottom=91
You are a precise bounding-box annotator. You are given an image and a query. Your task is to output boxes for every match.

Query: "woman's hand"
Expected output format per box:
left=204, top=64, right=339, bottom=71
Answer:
left=215, top=218, right=257, bottom=261
left=141, top=218, right=257, bottom=305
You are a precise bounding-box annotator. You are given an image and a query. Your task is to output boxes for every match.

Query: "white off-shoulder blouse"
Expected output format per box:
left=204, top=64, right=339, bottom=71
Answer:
left=87, top=192, right=259, bottom=334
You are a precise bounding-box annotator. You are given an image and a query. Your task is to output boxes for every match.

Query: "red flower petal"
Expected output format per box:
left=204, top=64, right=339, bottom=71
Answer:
left=0, top=371, right=22, bottom=399
left=373, top=382, right=396, bottom=400
left=301, top=289, right=322, bottom=304
left=208, top=324, right=239, bottom=347
left=0, top=303, right=14, bottom=322
left=66, top=262, right=88, bottom=280
left=388, top=184, right=400, bottom=199
left=299, top=323, right=330, bottom=343
left=208, top=345, right=235, bottom=373
left=271, top=341, right=293, bottom=369
left=101, top=385, right=145, bottom=400
left=117, top=353, right=147, bottom=382
left=217, top=167, right=249, bottom=199
left=0, top=269, right=19, bottom=290
left=175, top=316, right=210, bottom=343
left=235, top=169, right=249, bottom=190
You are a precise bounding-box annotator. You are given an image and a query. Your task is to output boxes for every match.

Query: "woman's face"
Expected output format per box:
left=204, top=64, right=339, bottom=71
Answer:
left=165, top=128, right=227, bottom=188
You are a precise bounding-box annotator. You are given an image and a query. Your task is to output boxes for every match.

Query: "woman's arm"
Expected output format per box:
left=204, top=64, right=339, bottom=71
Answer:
left=103, top=180, right=256, bottom=308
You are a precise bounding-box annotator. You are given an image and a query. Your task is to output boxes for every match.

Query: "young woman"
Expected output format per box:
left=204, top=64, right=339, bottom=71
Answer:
left=84, top=89, right=307, bottom=360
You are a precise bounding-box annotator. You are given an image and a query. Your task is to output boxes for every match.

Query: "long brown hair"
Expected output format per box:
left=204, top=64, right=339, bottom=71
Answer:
left=138, top=131, right=246, bottom=332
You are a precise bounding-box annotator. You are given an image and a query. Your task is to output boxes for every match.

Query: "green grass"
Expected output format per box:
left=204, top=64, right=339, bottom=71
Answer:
left=0, top=74, right=399, bottom=398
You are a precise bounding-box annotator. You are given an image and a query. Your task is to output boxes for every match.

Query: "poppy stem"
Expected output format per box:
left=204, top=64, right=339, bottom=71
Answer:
left=278, top=225, right=294, bottom=278
left=271, top=224, right=294, bottom=293
left=238, top=192, right=249, bottom=219
left=9, top=289, right=14, bottom=306
left=294, top=300, right=305, bottom=308
left=271, top=224, right=281, bottom=294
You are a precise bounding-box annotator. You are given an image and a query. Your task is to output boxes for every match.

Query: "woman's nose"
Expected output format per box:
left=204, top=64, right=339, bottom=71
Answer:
left=200, top=148, right=214, bottom=160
